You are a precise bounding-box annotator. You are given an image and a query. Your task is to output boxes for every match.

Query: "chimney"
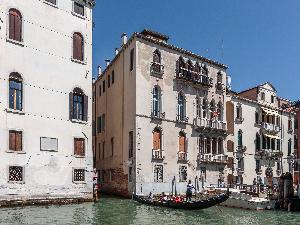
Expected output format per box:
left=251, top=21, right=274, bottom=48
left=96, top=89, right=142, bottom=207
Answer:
left=97, top=66, right=102, bottom=77
left=105, top=59, right=111, bottom=67
left=121, top=33, right=127, bottom=46
left=115, top=48, right=119, bottom=55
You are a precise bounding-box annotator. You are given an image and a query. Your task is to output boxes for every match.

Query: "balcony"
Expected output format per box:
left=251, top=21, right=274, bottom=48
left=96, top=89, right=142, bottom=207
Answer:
left=176, top=115, right=189, bottom=124
left=152, top=149, right=165, bottom=160
left=255, top=149, right=283, bottom=160
left=151, top=111, right=165, bottom=120
left=193, top=117, right=226, bottom=131
left=150, top=62, right=164, bottom=78
left=176, top=67, right=213, bottom=87
left=216, top=82, right=224, bottom=92
left=261, top=122, right=280, bottom=134
left=197, top=153, right=228, bottom=164
left=178, top=151, right=188, bottom=162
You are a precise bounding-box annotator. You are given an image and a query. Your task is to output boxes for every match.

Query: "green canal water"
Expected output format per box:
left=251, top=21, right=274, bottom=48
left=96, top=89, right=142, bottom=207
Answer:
left=0, top=196, right=299, bottom=225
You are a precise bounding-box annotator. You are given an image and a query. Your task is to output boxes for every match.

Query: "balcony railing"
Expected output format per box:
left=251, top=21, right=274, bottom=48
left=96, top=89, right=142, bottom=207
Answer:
left=178, top=151, right=187, bottom=161
left=176, top=115, right=189, bottom=124
left=151, top=111, right=165, bottom=120
left=261, top=122, right=280, bottom=133
left=150, top=62, right=164, bottom=78
left=152, top=149, right=165, bottom=160
left=255, top=149, right=283, bottom=160
left=197, top=153, right=228, bottom=164
left=193, top=117, right=226, bottom=131
left=176, top=67, right=213, bottom=87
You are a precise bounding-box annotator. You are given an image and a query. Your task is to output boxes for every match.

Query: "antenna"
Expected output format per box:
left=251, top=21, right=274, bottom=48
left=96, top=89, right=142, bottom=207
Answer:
left=221, top=39, right=224, bottom=60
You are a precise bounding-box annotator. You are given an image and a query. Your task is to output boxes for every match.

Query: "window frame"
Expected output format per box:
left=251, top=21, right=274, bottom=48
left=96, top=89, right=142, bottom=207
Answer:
left=154, top=164, right=163, bottom=183
left=7, top=129, right=24, bottom=153
left=7, top=8, right=24, bottom=46
left=72, top=32, right=85, bottom=63
left=74, top=137, right=86, bottom=157
left=72, top=167, right=86, bottom=184
left=8, top=73, right=23, bottom=112
left=72, top=1, right=86, bottom=18
left=44, top=0, right=58, bottom=7
left=8, top=165, right=25, bottom=184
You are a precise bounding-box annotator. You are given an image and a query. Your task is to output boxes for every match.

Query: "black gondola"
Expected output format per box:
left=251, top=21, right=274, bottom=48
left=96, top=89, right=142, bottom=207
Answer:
left=132, top=192, right=229, bottom=210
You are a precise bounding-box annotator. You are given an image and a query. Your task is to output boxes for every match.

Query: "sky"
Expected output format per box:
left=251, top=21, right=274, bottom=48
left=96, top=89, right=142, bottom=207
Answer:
left=92, top=0, right=300, bottom=101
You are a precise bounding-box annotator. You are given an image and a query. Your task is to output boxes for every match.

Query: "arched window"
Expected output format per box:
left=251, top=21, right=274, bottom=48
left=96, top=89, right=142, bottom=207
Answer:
left=210, top=100, right=216, bottom=119
left=70, top=88, right=88, bottom=121
left=262, top=135, right=267, bottom=149
left=288, top=118, right=293, bottom=131
left=212, top=138, right=217, bottom=154
left=255, top=112, right=259, bottom=124
left=255, top=133, right=261, bottom=151
left=199, top=136, right=204, bottom=153
left=288, top=139, right=292, bottom=156
left=202, top=98, right=207, bottom=119
left=152, top=86, right=161, bottom=117
left=236, top=104, right=242, bottom=120
left=178, top=131, right=186, bottom=153
left=196, top=97, right=201, bottom=118
left=153, top=49, right=161, bottom=64
left=218, top=138, right=223, bottom=154
left=73, top=32, right=84, bottom=61
left=177, top=92, right=186, bottom=120
left=9, top=9, right=22, bottom=42
left=206, top=137, right=211, bottom=154
left=153, top=127, right=161, bottom=150
left=9, top=72, right=23, bottom=111
left=217, top=101, right=222, bottom=121
left=238, top=130, right=243, bottom=147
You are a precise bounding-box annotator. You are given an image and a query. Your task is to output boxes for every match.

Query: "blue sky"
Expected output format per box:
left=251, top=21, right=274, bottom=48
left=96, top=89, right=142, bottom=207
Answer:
left=92, top=0, right=300, bottom=100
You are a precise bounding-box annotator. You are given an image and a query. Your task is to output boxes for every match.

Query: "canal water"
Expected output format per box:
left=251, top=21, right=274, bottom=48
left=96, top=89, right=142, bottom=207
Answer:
left=0, top=196, right=299, bottom=225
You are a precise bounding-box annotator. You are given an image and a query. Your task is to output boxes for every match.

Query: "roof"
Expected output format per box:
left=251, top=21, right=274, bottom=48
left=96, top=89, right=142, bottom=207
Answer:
left=237, top=82, right=276, bottom=95
left=140, top=29, right=169, bottom=42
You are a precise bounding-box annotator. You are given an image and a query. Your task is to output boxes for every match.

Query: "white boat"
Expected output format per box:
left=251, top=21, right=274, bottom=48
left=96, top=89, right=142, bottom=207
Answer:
left=220, top=189, right=272, bottom=210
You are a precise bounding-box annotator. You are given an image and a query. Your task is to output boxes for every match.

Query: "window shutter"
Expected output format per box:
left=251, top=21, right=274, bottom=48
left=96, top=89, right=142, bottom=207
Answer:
left=153, top=131, right=160, bottom=150
left=228, top=157, right=234, bottom=168
left=15, top=14, right=22, bottom=42
left=81, top=139, right=85, bottom=156
left=16, top=132, right=22, bottom=151
left=9, top=13, right=15, bottom=40
left=73, top=33, right=79, bottom=60
left=179, top=136, right=185, bottom=152
left=9, top=131, right=16, bottom=151
left=74, top=139, right=78, bottom=155
left=83, top=95, right=88, bottom=121
left=69, top=92, right=74, bottom=120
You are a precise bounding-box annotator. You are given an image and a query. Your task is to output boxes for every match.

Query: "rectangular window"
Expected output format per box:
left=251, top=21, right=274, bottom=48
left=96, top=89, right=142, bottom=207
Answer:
left=74, top=138, right=85, bottom=156
left=130, top=49, right=134, bottom=71
left=73, top=168, right=85, bottom=182
left=271, top=95, right=275, bottom=103
left=73, top=2, right=85, bottom=16
left=129, top=167, right=133, bottom=182
left=45, top=0, right=57, bottom=5
left=255, top=160, right=261, bottom=171
left=9, top=166, right=24, bottom=182
left=129, top=131, right=133, bottom=158
left=99, top=85, right=102, bottom=96
left=154, top=165, right=163, bottom=182
left=179, top=166, right=187, bottom=182
left=102, top=142, right=105, bottom=159
left=9, top=130, right=22, bottom=151
left=9, top=79, right=23, bottom=111
left=97, top=116, right=101, bottom=133
left=40, top=137, right=58, bottom=151
left=112, top=70, right=115, bottom=84
left=261, top=92, right=265, bottom=101
left=103, top=80, right=105, bottom=93
left=108, top=75, right=111, bottom=88
left=200, top=167, right=206, bottom=181
left=277, top=139, right=280, bottom=151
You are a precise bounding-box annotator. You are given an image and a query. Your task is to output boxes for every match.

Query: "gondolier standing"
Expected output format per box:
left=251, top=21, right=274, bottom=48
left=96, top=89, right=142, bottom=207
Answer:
left=186, top=180, right=195, bottom=202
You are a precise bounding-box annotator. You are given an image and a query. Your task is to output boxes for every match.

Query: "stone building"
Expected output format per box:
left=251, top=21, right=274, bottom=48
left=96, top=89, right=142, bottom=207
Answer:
left=93, top=29, right=228, bottom=196
left=226, top=83, right=295, bottom=186
left=0, top=0, right=95, bottom=204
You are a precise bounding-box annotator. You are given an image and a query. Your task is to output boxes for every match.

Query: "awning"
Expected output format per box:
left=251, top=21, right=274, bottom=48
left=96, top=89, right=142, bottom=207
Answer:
left=263, top=133, right=279, bottom=139
left=261, top=107, right=279, bottom=116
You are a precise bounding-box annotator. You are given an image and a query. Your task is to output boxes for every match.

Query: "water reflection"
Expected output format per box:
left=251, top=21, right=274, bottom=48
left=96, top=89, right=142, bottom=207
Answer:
left=0, top=196, right=299, bottom=225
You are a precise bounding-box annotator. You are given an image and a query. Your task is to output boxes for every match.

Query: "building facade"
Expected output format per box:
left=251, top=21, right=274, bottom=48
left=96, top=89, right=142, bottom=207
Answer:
left=93, top=29, right=229, bottom=196
left=226, top=83, right=295, bottom=186
left=0, top=0, right=95, bottom=204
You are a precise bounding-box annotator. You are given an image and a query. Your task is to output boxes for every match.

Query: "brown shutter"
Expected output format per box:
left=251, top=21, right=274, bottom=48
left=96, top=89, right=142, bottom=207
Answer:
left=81, top=139, right=85, bottom=156
left=226, top=101, right=234, bottom=135
left=227, top=140, right=234, bottom=152
left=69, top=92, right=73, bottom=120
left=73, top=33, right=79, bottom=60
left=16, top=132, right=22, bottom=151
left=153, top=131, right=160, bottom=150
left=9, top=13, right=15, bottom=40
left=74, top=139, right=78, bottom=155
left=179, top=135, right=185, bottom=152
left=83, top=95, right=88, bottom=121
left=9, top=131, right=16, bottom=151
left=15, top=13, right=22, bottom=42
left=227, top=157, right=234, bottom=169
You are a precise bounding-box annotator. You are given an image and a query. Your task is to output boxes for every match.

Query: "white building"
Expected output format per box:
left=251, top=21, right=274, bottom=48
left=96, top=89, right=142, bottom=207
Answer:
left=93, top=29, right=229, bottom=196
left=226, top=83, right=295, bottom=186
left=0, top=0, right=95, bottom=204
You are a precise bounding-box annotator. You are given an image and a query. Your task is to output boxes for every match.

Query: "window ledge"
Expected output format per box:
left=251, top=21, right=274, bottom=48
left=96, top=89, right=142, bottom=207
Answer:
left=8, top=181, right=25, bottom=184
left=6, top=150, right=26, bottom=154
left=71, top=119, right=87, bottom=124
left=71, top=11, right=87, bottom=20
left=40, top=149, right=58, bottom=152
left=71, top=58, right=87, bottom=65
left=73, top=181, right=86, bottom=184
left=74, top=155, right=85, bottom=158
left=6, top=38, right=24, bottom=47
left=6, top=108, right=25, bottom=115
left=43, top=1, right=58, bottom=8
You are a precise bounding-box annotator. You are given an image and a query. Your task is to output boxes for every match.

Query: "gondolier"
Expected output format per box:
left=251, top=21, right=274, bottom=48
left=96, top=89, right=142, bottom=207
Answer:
left=186, top=180, right=195, bottom=201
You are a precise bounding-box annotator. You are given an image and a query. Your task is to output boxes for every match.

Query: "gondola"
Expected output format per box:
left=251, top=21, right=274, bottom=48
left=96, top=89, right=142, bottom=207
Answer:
left=132, top=192, right=229, bottom=210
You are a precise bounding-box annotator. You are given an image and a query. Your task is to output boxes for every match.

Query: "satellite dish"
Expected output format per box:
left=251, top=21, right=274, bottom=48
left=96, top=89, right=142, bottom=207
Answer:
left=227, top=75, right=232, bottom=90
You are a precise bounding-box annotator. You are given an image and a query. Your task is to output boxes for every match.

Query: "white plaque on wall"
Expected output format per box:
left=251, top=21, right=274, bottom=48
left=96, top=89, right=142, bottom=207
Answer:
left=40, top=137, right=58, bottom=151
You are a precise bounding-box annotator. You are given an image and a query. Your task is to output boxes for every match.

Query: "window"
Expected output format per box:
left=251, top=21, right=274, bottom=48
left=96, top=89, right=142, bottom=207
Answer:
left=8, top=9, right=22, bottom=42
left=99, top=85, right=102, bottom=96
left=9, top=130, right=22, bottom=151
left=177, top=93, right=186, bottom=120
left=227, top=140, right=234, bottom=152
left=202, top=98, right=207, bottom=118
left=102, top=80, right=105, bottom=93
left=74, top=138, right=85, bottom=156
left=111, top=138, right=114, bottom=157
left=237, top=158, right=244, bottom=171
left=73, top=32, right=84, bottom=61
left=238, top=130, right=243, bottom=147
left=102, top=142, right=105, bottom=159
left=209, top=100, right=216, bottom=119
left=45, top=0, right=57, bottom=5
left=288, top=119, right=292, bottom=131
left=154, top=165, right=163, bottom=182
left=271, top=95, right=275, bottom=103
left=261, top=92, right=265, bottom=101
left=73, top=168, right=85, bottom=182
left=153, top=49, right=161, bottom=64
left=288, top=139, right=292, bottom=156
left=40, top=137, right=58, bottom=151
left=9, top=166, right=24, bottom=182
left=112, top=70, right=115, bottom=84
left=153, top=128, right=161, bottom=150
left=178, top=131, right=186, bottom=153
left=179, top=166, right=187, bottom=182
left=97, top=116, right=101, bottom=133
left=212, top=138, right=217, bottom=154
left=152, top=86, right=161, bottom=117
left=200, top=167, right=206, bottom=181
left=130, top=49, right=134, bottom=71
left=129, top=167, right=133, bottom=182
left=9, top=73, right=23, bottom=111
left=217, top=101, right=222, bottom=120
left=255, top=112, right=259, bottom=124
left=70, top=88, right=88, bottom=121
left=199, top=136, right=204, bottom=153
left=108, top=75, right=111, bottom=88
left=73, top=2, right=85, bottom=16
left=196, top=97, right=201, bottom=118
left=277, top=161, right=281, bottom=171
left=236, top=104, right=242, bottom=120
left=129, top=131, right=133, bottom=158
left=102, top=114, right=105, bottom=131
left=256, top=160, right=261, bottom=171
left=218, top=138, right=223, bottom=154
left=277, top=139, right=281, bottom=151
left=206, top=137, right=211, bottom=154
left=255, top=133, right=260, bottom=151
